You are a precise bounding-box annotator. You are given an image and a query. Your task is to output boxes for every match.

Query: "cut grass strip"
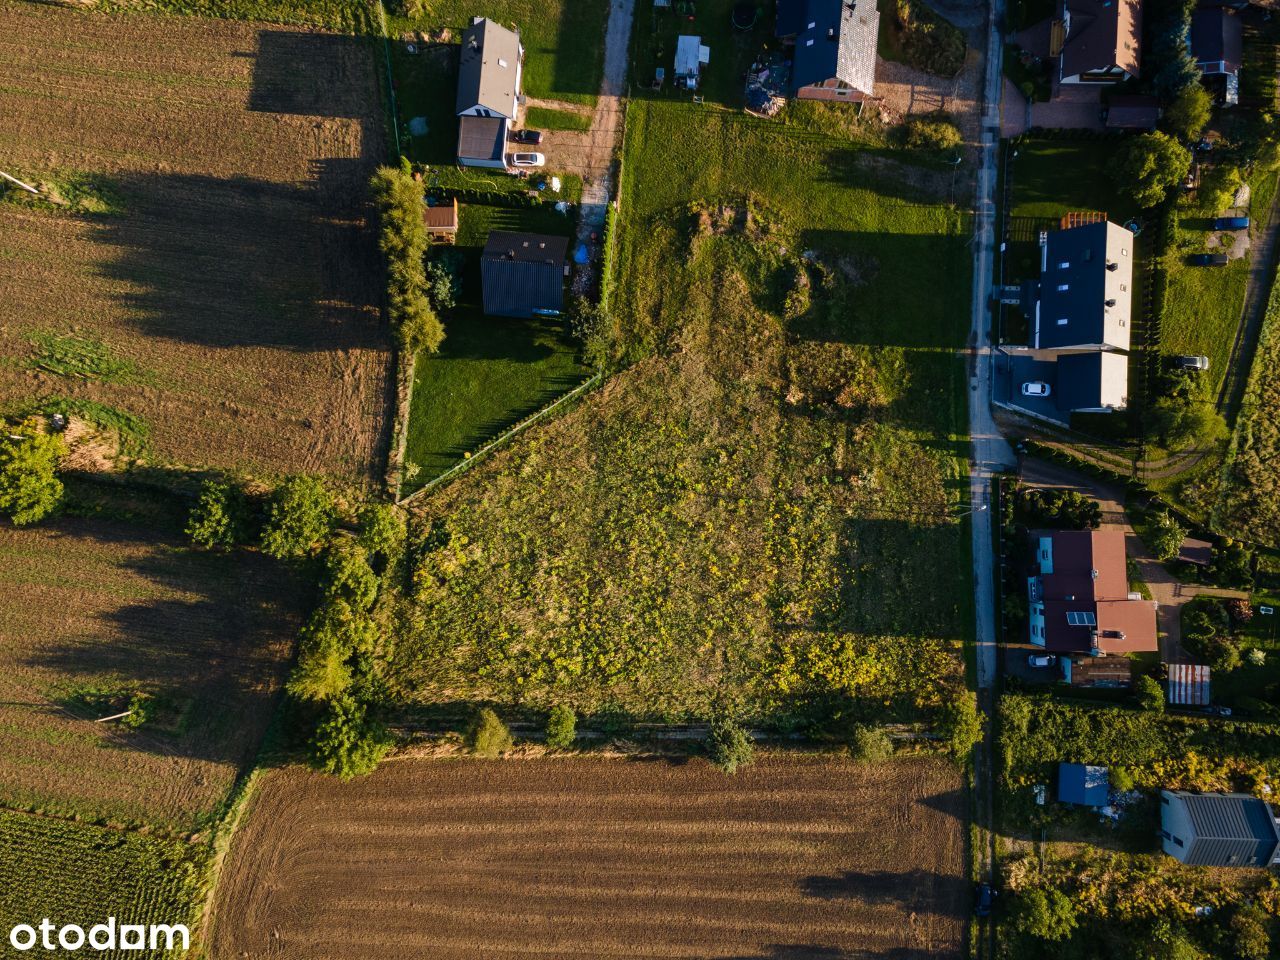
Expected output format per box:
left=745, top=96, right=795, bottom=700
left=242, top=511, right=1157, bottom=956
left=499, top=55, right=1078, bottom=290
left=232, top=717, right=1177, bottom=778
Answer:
left=525, top=106, right=593, bottom=132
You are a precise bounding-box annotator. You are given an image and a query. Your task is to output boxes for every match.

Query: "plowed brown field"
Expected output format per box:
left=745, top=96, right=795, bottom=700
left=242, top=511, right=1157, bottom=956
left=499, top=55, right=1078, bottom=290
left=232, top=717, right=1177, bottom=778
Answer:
left=211, top=756, right=967, bottom=959
left=0, top=3, right=389, bottom=480
left=0, top=517, right=303, bottom=831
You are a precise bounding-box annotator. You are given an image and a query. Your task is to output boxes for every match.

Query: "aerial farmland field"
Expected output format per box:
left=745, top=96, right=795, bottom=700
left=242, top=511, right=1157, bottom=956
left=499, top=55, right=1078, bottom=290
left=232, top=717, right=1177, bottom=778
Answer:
left=211, top=755, right=968, bottom=959
left=0, top=517, right=302, bottom=831
left=0, top=2, right=390, bottom=481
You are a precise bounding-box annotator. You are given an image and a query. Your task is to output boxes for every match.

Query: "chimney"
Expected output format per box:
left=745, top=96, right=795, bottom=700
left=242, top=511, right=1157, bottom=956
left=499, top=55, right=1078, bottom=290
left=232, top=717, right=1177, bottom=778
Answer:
left=827, top=27, right=836, bottom=39
left=1105, top=298, right=1116, bottom=307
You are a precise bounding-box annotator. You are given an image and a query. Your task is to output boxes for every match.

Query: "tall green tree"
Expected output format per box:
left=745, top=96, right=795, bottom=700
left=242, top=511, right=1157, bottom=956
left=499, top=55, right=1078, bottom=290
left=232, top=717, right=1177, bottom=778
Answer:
left=370, top=164, right=444, bottom=354
left=1162, top=83, right=1212, bottom=143
left=186, top=478, right=250, bottom=549
left=311, top=695, right=393, bottom=779
left=0, top=419, right=65, bottom=526
left=1148, top=510, right=1187, bottom=563
left=1011, top=888, right=1078, bottom=941
left=1112, top=133, right=1192, bottom=208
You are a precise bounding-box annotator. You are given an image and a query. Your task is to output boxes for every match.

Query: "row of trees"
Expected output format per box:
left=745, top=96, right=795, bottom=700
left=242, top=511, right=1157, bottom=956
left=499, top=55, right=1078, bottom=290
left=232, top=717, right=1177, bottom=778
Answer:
left=370, top=161, right=445, bottom=354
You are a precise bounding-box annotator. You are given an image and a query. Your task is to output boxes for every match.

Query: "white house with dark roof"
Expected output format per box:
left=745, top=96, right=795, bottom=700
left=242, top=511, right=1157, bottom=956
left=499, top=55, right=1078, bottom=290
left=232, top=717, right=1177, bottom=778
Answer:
left=455, top=17, right=523, bottom=168
left=776, top=0, right=879, bottom=101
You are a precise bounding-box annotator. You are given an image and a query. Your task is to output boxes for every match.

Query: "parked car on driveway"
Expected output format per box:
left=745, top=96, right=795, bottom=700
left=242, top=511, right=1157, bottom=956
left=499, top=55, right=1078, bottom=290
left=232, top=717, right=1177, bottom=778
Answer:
left=1027, top=654, right=1058, bottom=668
left=1021, top=381, right=1051, bottom=397
left=1174, top=355, right=1210, bottom=371
left=1187, top=253, right=1229, bottom=267
left=511, top=129, right=543, bottom=145
left=509, top=152, right=545, bottom=168
left=1213, top=216, right=1250, bottom=230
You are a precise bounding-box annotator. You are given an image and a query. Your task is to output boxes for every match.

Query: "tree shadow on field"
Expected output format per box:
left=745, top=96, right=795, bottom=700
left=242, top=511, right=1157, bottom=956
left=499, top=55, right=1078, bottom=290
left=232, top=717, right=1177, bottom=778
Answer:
left=721, top=946, right=937, bottom=959
left=248, top=30, right=378, bottom=118
left=801, top=868, right=968, bottom=911
left=19, top=518, right=302, bottom=765
left=90, top=170, right=388, bottom=352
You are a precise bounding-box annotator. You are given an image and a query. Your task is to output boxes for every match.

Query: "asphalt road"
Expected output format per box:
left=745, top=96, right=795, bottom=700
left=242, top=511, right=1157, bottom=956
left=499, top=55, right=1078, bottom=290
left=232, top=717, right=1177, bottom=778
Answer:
left=967, top=0, right=1015, bottom=954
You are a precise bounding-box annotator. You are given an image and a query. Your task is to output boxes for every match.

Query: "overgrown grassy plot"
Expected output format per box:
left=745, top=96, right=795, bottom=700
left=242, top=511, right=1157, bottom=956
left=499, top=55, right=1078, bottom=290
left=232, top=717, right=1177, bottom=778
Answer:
left=0, top=517, right=302, bottom=832
left=388, top=0, right=609, bottom=105
left=0, top=811, right=207, bottom=956
left=98, top=0, right=372, bottom=32
left=401, top=202, right=586, bottom=488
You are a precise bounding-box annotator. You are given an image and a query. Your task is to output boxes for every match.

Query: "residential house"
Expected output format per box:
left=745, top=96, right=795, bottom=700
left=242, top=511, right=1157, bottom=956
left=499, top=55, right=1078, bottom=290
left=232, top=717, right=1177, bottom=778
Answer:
left=1190, top=2, right=1243, bottom=105
left=776, top=0, right=880, bottom=102
left=1027, top=529, right=1158, bottom=655
left=674, top=35, right=710, bottom=89
left=423, top=198, right=459, bottom=244
left=1161, top=791, right=1280, bottom=867
left=480, top=231, right=568, bottom=318
left=1058, top=763, right=1110, bottom=807
left=1000, top=220, right=1135, bottom=419
left=1053, top=0, right=1143, bottom=85
left=455, top=17, right=523, bottom=169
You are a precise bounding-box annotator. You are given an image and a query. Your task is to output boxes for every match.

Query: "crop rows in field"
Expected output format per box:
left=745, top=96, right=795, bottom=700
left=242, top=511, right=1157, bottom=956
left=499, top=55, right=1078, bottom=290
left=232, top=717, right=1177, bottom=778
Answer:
left=0, top=810, right=205, bottom=960
left=211, top=756, right=967, bottom=959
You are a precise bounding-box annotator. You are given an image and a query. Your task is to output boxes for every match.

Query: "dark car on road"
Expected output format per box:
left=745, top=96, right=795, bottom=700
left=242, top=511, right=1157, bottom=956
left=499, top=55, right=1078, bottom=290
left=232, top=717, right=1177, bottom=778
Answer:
left=976, top=883, right=997, bottom=917
left=1213, top=216, right=1250, bottom=230
left=511, top=129, right=543, bottom=145
left=1188, top=253, right=1229, bottom=266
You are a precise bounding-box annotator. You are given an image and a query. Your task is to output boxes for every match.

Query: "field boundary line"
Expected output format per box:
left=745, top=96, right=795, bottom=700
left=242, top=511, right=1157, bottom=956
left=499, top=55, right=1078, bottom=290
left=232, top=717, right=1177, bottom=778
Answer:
left=397, top=371, right=603, bottom=505
left=375, top=0, right=401, bottom=157
left=386, top=350, right=416, bottom=500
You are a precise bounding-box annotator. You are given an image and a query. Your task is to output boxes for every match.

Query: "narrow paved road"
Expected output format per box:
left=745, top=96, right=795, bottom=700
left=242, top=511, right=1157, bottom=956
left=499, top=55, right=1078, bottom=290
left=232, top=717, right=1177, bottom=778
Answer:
left=967, top=0, right=1014, bottom=955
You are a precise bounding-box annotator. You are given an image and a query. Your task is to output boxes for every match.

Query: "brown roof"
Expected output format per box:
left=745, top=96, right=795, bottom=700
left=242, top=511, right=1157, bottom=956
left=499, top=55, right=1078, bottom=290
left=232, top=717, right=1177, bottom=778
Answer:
left=1068, top=655, right=1132, bottom=685
left=1033, top=529, right=1157, bottom=654
left=423, top=198, right=458, bottom=231
left=1060, top=0, right=1142, bottom=79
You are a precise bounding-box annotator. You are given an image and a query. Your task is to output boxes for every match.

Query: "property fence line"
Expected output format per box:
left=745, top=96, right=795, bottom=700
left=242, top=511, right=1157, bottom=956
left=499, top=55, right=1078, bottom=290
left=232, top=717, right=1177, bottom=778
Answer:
left=386, top=349, right=417, bottom=501
left=397, top=371, right=604, bottom=505
left=374, top=0, right=402, bottom=158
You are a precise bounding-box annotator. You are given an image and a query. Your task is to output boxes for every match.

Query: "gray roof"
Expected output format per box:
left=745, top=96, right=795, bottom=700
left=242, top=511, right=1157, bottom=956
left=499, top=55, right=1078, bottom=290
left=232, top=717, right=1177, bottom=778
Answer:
left=456, top=18, right=522, bottom=118
left=1166, top=791, right=1280, bottom=867
left=457, top=115, right=505, bottom=162
left=782, top=0, right=879, bottom=96
left=481, top=231, right=568, bottom=318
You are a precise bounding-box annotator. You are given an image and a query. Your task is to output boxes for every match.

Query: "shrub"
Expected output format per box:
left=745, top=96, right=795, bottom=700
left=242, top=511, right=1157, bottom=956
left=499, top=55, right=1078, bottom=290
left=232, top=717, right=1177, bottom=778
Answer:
left=468, top=707, right=513, bottom=758
left=1148, top=396, right=1227, bottom=452
left=848, top=724, right=893, bottom=763
left=260, top=475, right=336, bottom=560
left=892, top=0, right=966, bottom=77
left=357, top=502, right=408, bottom=571
left=1227, top=598, right=1254, bottom=624
left=1230, top=906, right=1271, bottom=960
left=706, top=713, right=755, bottom=774
left=0, top=418, right=65, bottom=526
left=1112, top=132, right=1192, bottom=208
left=424, top=250, right=465, bottom=313
left=1247, top=648, right=1266, bottom=667
left=904, top=114, right=962, bottom=152
left=544, top=704, right=577, bottom=749
left=1010, top=888, right=1077, bottom=941
left=186, top=478, right=250, bottom=549
left=940, top=691, right=983, bottom=759
left=1110, top=766, right=1136, bottom=792
left=1134, top=675, right=1166, bottom=712
left=1017, top=488, right=1101, bottom=530
left=323, top=540, right=379, bottom=612
left=1196, top=161, right=1242, bottom=212
left=311, top=695, right=393, bottom=779
left=1211, top=540, right=1254, bottom=589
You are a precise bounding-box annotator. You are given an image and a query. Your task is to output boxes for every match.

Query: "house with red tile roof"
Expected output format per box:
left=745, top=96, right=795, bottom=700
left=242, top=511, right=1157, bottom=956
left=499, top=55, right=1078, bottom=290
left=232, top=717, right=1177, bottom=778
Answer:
left=1027, top=529, right=1157, bottom=655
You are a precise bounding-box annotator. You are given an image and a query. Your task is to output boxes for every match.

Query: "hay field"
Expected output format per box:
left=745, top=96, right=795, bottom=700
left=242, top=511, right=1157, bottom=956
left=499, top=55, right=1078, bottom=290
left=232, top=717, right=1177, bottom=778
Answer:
left=211, top=756, right=967, bottom=959
left=0, top=2, right=389, bottom=480
left=0, top=518, right=303, bottom=832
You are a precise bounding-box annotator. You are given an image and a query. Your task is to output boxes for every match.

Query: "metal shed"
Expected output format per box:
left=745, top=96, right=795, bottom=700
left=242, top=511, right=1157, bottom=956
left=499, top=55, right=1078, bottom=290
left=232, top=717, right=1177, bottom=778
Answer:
left=1167, top=663, right=1211, bottom=706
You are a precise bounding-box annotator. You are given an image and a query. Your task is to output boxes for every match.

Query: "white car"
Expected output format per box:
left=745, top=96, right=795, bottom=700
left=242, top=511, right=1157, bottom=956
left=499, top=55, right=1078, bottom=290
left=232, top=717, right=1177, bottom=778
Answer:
left=509, top=152, right=545, bottom=168
left=1027, top=654, right=1057, bottom=668
left=1021, top=381, right=1051, bottom=398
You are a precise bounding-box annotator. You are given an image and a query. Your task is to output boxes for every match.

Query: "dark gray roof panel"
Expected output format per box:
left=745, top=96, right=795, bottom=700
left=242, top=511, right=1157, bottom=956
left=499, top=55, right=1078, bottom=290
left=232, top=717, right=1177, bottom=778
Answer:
left=457, top=115, right=505, bottom=161
left=1176, top=792, right=1280, bottom=867
left=1039, top=222, right=1108, bottom=348
left=481, top=232, right=568, bottom=318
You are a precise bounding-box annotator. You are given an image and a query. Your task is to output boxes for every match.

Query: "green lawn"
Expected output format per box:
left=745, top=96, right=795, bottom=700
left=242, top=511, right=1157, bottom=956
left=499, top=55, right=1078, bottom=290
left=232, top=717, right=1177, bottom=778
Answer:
left=402, top=202, right=586, bottom=489
left=392, top=0, right=609, bottom=105
left=525, top=105, right=593, bottom=132
left=1162, top=170, right=1279, bottom=399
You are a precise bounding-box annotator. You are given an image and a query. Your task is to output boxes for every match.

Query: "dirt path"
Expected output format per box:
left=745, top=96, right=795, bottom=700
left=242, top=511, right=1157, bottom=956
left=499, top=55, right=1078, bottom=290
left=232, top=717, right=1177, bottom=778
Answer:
left=1019, top=457, right=1248, bottom=662
left=1218, top=184, right=1280, bottom=420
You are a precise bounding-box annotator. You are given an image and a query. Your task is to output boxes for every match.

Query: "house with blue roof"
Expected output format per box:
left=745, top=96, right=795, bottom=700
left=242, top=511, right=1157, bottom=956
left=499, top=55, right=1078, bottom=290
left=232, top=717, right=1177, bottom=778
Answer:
left=776, top=0, right=880, bottom=102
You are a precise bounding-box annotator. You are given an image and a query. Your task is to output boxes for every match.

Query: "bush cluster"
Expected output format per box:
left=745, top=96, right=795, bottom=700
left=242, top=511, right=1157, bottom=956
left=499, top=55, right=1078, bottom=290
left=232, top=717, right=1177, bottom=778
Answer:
left=370, top=162, right=444, bottom=354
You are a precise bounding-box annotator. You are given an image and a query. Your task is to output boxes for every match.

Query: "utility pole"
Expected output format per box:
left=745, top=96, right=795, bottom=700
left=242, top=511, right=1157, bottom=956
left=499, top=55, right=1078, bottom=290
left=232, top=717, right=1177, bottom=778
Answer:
left=0, top=169, right=39, bottom=195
